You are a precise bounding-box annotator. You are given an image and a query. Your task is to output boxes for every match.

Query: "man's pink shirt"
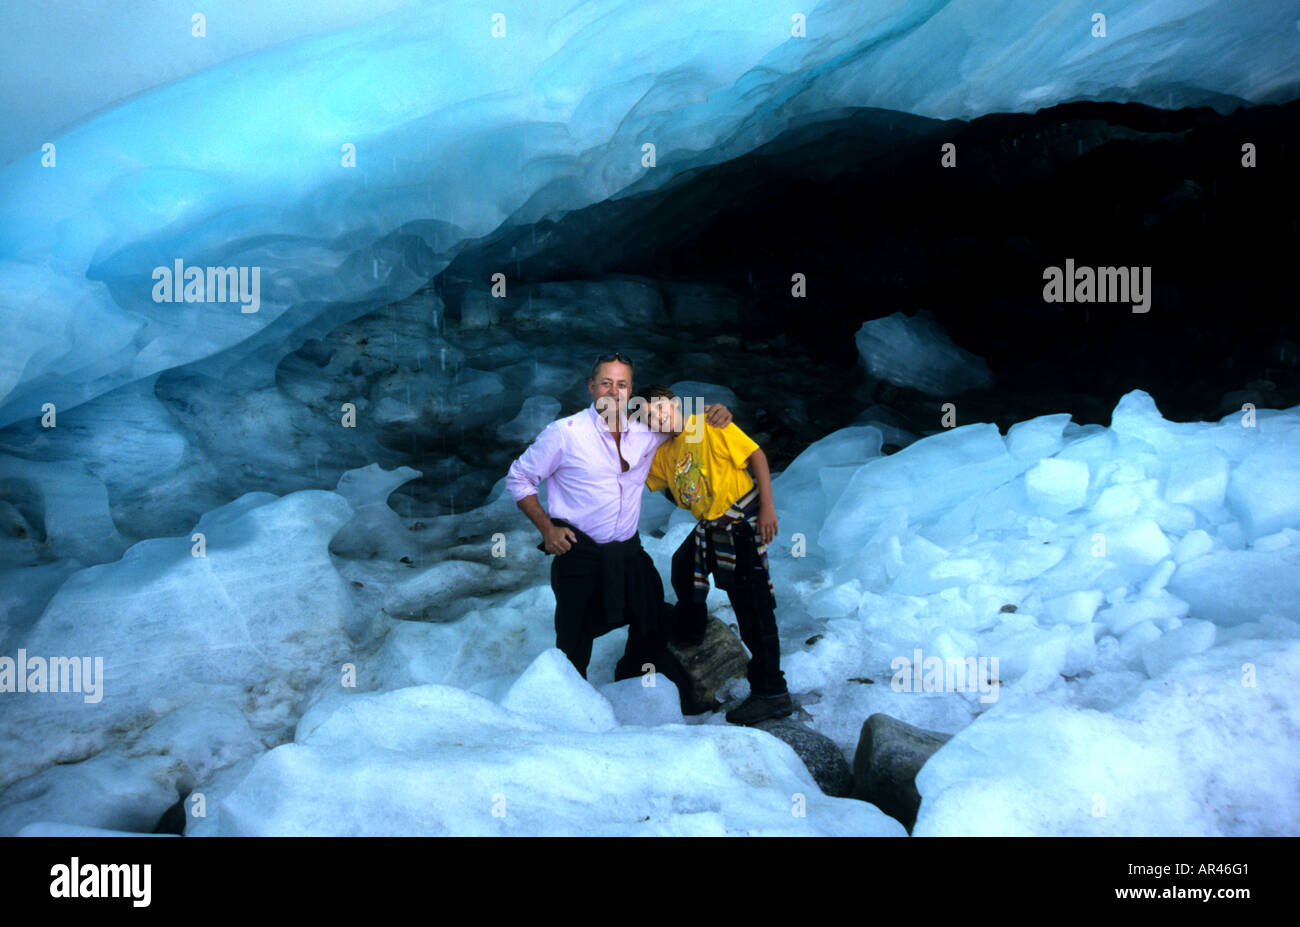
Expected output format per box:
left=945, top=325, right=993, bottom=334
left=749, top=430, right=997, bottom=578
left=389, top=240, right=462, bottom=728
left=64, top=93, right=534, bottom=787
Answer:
left=507, top=405, right=670, bottom=543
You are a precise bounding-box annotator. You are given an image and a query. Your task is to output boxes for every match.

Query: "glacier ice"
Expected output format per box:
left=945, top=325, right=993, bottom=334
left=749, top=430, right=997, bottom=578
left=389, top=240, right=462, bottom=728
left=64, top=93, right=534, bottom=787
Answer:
left=1, top=0, right=1298, bottom=837
left=42, top=382, right=1283, bottom=837
left=1, top=0, right=1291, bottom=429
left=913, top=641, right=1300, bottom=836
left=204, top=679, right=905, bottom=836
left=854, top=311, right=994, bottom=396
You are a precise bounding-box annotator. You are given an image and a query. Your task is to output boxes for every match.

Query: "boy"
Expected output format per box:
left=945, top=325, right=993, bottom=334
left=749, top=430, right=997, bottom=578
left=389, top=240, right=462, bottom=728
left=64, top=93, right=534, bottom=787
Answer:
left=640, top=385, right=792, bottom=725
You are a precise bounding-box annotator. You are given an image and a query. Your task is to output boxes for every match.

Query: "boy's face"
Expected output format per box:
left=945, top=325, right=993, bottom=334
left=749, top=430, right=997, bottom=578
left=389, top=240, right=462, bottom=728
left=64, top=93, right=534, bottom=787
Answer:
left=649, top=397, right=683, bottom=434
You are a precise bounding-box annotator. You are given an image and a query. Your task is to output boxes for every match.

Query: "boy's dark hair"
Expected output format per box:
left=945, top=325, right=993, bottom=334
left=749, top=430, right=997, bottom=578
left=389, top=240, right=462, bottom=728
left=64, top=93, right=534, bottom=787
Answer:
left=640, top=384, right=677, bottom=404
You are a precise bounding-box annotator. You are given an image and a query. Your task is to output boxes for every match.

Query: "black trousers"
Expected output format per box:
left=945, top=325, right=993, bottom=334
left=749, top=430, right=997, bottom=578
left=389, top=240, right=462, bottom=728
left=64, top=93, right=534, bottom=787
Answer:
left=670, top=524, right=787, bottom=697
left=550, top=529, right=668, bottom=681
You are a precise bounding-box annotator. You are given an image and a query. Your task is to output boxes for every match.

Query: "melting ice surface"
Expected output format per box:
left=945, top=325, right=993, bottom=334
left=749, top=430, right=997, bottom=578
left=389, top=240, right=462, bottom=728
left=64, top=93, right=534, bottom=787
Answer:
left=1, top=390, right=1297, bottom=836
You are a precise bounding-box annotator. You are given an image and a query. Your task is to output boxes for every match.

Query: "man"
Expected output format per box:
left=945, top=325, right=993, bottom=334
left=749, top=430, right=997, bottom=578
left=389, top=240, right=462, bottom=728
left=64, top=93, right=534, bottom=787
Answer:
left=506, top=353, right=731, bottom=679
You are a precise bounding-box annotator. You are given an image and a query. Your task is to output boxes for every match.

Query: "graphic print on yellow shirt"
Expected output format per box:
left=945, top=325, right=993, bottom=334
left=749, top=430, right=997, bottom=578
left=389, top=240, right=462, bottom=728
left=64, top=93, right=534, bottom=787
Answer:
left=646, top=416, right=759, bottom=522
left=671, top=441, right=710, bottom=510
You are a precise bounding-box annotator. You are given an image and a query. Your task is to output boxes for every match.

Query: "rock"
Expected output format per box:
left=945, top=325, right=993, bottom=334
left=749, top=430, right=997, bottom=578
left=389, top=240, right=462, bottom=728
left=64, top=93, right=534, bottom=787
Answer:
left=659, top=617, right=751, bottom=715
left=752, top=718, right=853, bottom=798
left=853, top=713, right=953, bottom=832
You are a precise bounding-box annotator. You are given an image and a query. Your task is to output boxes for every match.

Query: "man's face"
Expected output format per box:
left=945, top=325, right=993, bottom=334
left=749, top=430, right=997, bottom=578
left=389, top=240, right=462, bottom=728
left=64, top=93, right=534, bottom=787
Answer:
left=588, top=361, right=632, bottom=419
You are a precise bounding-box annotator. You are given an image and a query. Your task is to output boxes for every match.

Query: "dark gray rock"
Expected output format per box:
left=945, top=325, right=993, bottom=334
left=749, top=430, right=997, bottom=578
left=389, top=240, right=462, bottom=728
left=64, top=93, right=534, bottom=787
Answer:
left=852, top=713, right=953, bottom=832
left=753, top=718, right=853, bottom=798
left=659, top=616, right=750, bottom=714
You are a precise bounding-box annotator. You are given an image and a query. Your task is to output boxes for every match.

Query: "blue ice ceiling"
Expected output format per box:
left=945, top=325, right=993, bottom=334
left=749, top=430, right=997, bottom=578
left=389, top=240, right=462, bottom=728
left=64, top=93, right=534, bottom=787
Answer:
left=1, top=0, right=1297, bottom=428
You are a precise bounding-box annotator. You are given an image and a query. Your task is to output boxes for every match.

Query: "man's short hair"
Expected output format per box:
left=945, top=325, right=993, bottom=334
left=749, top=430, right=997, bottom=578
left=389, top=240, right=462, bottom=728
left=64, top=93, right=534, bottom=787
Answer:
left=590, top=352, right=635, bottom=380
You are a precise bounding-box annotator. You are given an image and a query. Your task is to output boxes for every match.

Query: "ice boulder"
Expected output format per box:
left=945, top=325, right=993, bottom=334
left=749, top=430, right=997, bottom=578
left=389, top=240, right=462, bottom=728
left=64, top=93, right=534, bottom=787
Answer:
left=854, top=311, right=993, bottom=396
left=0, top=750, right=184, bottom=837
left=1118, top=621, right=1164, bottom=663
left=1173, top=529, right=1215, bottom=564
left=501, top=648, right=618, bottom=733
left=1168, top=544, right=1300, bottom=626
left=379, top=560, right=498, bottom=621
left=914, top=640, right=1300, bottom=835
left=1005, top=413, right=1073, bottom=462
left=211, top=684, right=906, bottom=836
left=772, top=425, right=883, bottom=542
left=1024, top=458, right=1090, bottom=514
left=1092, top=518, right=1172, bottom=576
left=1096, top=590, right=1189, bottom=636
left=1164, top=449, right=1229, bottom=513
left=598, top=676, right=686, bottom=728
left=0, top=489, right=357, bottom=794
left=1226, top=453, right=1300, bottom=542
left=820, top=424, right=1025, bottom=556
left=1141, top=619, right=1217, bottom=678
left=1038, top=590, right=1105, bottom=626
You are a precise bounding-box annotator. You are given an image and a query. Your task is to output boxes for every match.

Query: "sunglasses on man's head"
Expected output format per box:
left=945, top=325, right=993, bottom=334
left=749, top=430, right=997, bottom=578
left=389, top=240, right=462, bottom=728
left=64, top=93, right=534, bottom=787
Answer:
left=596, top=352, right=633, bottom=365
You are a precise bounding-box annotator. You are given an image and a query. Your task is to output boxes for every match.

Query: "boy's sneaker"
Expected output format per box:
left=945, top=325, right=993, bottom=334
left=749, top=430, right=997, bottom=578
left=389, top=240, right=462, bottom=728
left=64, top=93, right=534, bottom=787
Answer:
left=725, top=692, right=794, bottom=726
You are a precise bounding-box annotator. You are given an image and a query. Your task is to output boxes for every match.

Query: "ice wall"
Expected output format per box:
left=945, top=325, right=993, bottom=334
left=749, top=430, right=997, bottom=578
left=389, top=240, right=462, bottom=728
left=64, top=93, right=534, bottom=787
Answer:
left=2, top=0, right=1295, bottom=427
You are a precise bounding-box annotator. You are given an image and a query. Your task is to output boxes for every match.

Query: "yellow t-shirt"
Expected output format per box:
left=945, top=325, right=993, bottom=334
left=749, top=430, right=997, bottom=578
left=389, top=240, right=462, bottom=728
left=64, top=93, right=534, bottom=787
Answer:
left=645, top=416, right=759, bottom=521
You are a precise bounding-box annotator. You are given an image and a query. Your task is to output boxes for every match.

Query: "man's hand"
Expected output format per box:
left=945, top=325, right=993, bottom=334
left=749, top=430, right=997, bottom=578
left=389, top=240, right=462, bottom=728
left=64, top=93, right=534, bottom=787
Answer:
left=543, top=522, right=577, bottom=555
left=757, top=504, right=778, bottom=545
left=518, top=496, right=576, bottom=554
left=702, top=403, right=732, bottom=428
